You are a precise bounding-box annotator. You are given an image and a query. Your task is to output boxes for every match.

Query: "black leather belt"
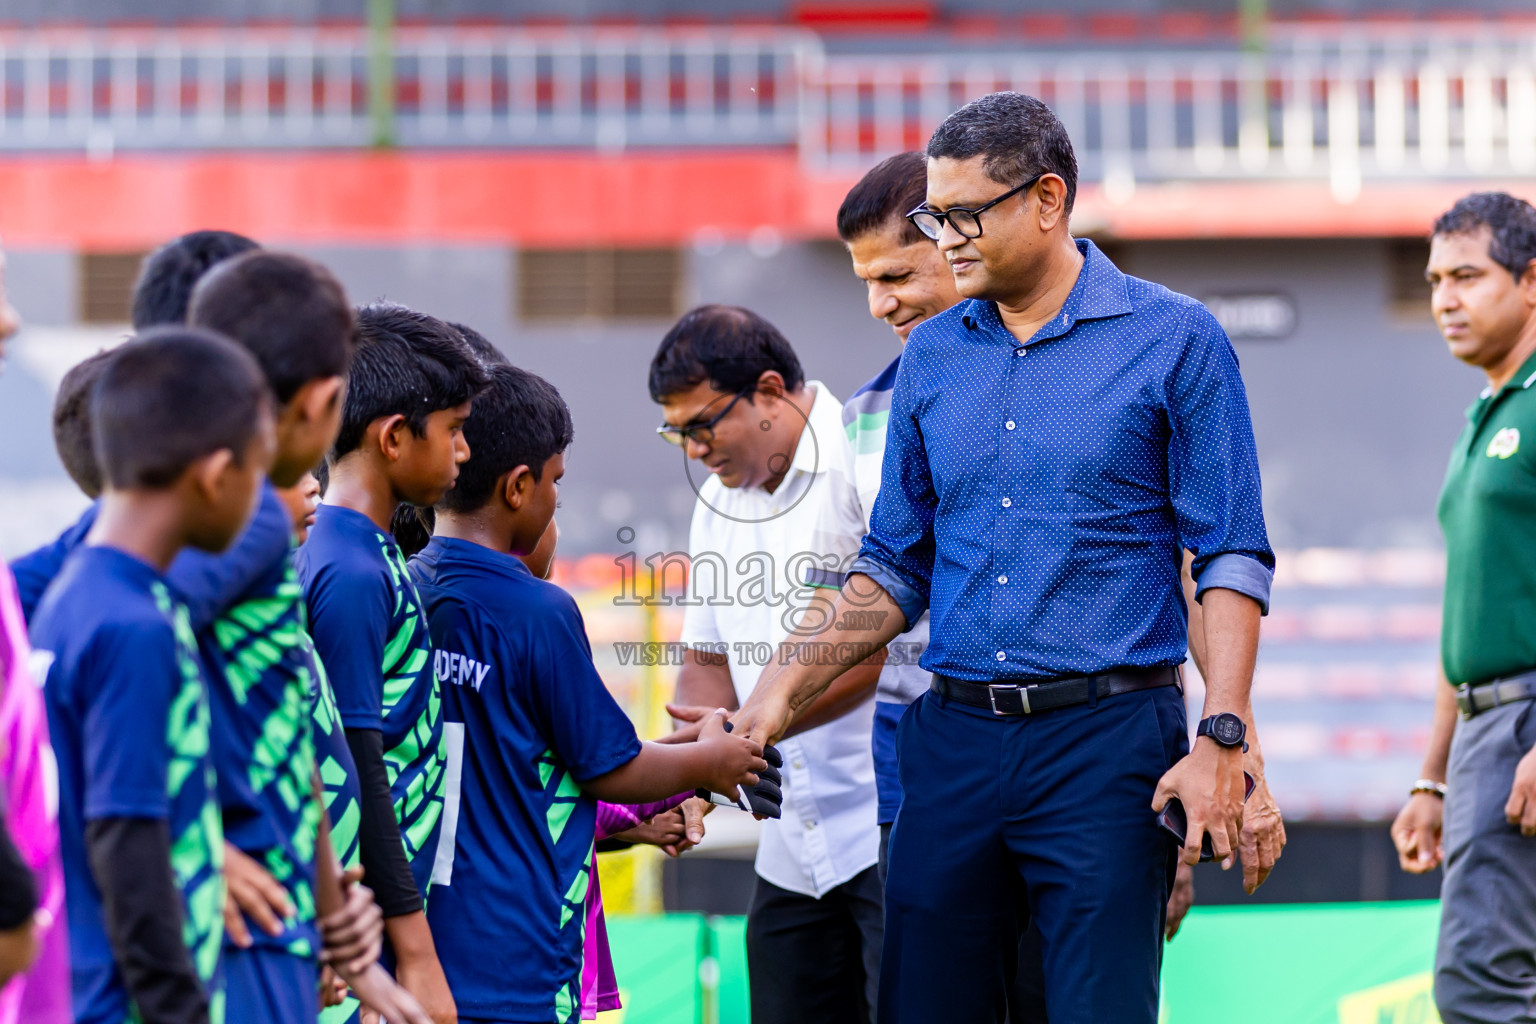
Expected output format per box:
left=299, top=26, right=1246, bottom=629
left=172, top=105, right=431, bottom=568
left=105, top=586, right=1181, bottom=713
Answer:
left=932, top=666, right=1181, bottom=717
left=1456, top=670, right=1536, bottom=720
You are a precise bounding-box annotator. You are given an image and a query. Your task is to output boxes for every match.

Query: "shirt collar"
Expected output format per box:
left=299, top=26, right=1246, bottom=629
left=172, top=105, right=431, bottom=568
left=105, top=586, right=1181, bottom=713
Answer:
left=961, top=238, right=1132, bottom=345
left=756, top=379, right=835, bottom=489
left=1468, top=348, right=1536, bottom=420
left=1511, top=350, right=1536, bottom=393
left=427, top=534, right=533, bottom=578
left=83, top=543, right=164, bottom=585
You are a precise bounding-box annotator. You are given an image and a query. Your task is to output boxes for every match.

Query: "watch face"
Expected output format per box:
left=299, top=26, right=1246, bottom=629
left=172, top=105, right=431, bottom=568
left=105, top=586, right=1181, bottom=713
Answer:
left=1213, top=713, right=1245, bottom=746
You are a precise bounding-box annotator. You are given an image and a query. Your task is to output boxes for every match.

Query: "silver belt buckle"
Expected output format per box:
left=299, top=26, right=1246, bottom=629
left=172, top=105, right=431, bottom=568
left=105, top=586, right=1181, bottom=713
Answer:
left=1456, top=683, right=1475, bottom=720
left=988, top=684, right=1031, bottom=716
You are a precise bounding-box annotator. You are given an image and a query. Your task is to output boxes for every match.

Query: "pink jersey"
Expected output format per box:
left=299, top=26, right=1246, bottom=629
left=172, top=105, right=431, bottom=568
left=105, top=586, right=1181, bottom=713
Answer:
left=581, top=795, right=692, bottom=1019
left=0, top=565, right=69, bottom=1024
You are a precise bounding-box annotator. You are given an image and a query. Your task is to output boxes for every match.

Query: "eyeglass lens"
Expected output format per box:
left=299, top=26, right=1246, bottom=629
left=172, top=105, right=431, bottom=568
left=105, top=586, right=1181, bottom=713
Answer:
left=910, top=208, right=981, bottom=241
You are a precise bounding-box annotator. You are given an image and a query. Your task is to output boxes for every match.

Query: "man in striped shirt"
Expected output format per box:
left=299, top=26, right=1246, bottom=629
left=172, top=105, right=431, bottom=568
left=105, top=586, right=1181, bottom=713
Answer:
left=835, top=152, right=959, bottom=876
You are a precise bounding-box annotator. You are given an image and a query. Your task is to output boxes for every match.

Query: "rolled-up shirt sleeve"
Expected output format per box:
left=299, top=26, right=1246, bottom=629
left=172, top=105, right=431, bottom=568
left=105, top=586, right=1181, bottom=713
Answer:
left=1166, top=305, right=1276, bottom=614
left=852, top=354, right=937, bottom=630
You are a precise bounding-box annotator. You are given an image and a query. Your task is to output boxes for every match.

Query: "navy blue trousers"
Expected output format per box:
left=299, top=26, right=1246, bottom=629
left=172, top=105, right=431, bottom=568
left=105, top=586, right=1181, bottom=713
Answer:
left=880, top=684, right=1187, bottom=1024
left=225, top=946, right=320, bottom=1024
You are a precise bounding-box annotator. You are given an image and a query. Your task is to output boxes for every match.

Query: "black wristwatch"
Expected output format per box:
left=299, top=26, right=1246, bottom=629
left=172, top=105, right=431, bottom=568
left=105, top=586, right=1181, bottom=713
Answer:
left=1197, top=713, right=1248, bottom=752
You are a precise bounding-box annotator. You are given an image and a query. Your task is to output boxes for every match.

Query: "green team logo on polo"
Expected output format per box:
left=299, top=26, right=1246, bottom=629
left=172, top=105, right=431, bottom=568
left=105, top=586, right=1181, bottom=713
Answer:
left=379, top=538, right=446, bottom=871
left=154, top=582, right=226, bottom=1024
left=1488, top=427, right=1521, bottom=459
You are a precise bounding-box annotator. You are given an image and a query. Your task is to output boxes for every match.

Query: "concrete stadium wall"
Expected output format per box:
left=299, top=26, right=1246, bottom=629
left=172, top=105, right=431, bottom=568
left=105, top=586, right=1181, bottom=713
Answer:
left=1121, top=238, right=1476, bottom=550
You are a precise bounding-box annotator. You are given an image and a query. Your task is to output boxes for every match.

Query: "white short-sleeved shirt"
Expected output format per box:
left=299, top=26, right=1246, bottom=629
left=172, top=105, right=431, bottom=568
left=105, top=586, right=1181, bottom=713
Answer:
left=680, top=382, right=880, bottom=898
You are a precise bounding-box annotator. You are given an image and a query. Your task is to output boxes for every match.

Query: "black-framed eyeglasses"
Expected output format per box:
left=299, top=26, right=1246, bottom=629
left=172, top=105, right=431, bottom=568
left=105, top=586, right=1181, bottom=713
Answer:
left=905, top=173, right=1044, bottom=242
left=656, top=388, right=753, bottom=448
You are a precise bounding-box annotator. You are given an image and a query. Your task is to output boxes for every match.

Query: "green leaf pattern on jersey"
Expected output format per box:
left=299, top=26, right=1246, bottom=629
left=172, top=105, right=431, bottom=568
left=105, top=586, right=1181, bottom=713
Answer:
left=312, top=649, right=366, bottom=1024
left=553, top=849, right=591, bottom=1024
left=152, top=581, right=226, bottom=1023
left=313, top=663, right=361, bottom=1024
left=378, top=537, right=445, bottom=877
left=311, top=645, right=360, bottom=871
left=536, top=749, right=589, bottom=1024
left=211, top=565, right=321, bottom=958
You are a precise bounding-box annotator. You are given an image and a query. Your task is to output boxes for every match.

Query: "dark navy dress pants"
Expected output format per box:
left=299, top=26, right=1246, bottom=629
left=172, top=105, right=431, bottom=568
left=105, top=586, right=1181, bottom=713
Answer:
left=880, top=684, right=1187, bottom=1024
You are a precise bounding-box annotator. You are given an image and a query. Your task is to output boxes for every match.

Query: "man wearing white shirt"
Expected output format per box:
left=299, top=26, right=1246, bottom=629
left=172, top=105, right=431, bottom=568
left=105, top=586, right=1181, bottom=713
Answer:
left=651, top=304, right=884, bottom=1024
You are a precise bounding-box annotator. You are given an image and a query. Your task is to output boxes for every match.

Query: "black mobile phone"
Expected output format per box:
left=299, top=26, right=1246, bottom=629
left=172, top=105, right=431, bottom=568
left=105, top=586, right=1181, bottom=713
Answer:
left=1157, top=771, right=1257, bottom=861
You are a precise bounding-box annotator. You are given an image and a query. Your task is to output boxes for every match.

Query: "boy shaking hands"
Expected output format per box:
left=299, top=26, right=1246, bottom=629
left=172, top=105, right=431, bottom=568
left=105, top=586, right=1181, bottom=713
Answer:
left=409, top=364, right=766, bottom=1024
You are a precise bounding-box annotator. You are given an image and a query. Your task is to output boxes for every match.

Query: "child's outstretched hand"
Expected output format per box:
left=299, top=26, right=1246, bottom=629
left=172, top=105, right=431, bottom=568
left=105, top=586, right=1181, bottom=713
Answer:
left=346, top=963, right=433, bottom=1024
left=661, top=703, right=717, bottom=744
left=697, top=708, right=768, bottom=797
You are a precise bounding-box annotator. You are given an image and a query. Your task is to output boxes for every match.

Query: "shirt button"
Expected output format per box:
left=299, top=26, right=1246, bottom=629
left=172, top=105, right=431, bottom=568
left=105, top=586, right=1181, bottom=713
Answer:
left=998, top=575, right=1008, bottom=584
left=792, top=759, right=804, bottom=771
left=805, top=820, right=818, bottom=831
left=996, top=651, right=1007, bottom=661
left=1005, top=420, right=1015, bottom=430
left=1002, top=497, right=1012, bottom=508
left=1015, top=347, right=1027, bottom=356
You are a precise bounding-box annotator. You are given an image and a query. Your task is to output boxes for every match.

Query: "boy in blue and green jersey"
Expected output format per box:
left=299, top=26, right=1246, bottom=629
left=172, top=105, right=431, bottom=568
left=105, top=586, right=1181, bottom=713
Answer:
left=279, top=471, right=369, bottom=1024
left=20, top=247, right=416, bottom=1024
left=278, top=473, right=369, bottom=1022
left=410, top=363, right=769, bottom=1024
left=297, top=302, right=489, bottom=1022
left=31, top=329, right=275, bottom=1024
left=187, top=252, right=422, bottom=1024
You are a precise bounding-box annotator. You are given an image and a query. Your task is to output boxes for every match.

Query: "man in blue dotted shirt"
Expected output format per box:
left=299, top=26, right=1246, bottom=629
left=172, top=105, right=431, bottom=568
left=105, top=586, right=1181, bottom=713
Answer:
left=736, top=91, right=1275, bottom=1024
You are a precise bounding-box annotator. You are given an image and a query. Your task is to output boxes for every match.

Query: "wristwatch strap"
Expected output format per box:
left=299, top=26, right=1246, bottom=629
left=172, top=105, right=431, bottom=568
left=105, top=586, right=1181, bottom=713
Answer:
left=1409, top=779, right=1448, bottom=798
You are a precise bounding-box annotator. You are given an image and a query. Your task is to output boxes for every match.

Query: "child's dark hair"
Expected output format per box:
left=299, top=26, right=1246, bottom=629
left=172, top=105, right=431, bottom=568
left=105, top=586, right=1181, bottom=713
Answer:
left=391, top=504, right=435, bottom=559
left=332, top=303, right=490, bottom=461
left=51, top=349, right=116, bottom=499
left=448, top=321, right=509, bottom=367
left=188, top=251, right=357, bottom=404
left=93, top=328, right=268, bottom=490
left=439, top=363, right=573, bottom=514
left=131, top=230, right=260, bottom=330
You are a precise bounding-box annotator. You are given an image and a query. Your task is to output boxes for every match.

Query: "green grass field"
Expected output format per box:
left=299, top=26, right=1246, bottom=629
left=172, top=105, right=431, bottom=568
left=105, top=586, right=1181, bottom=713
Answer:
left=600, top=901, right=1443, bottom=1024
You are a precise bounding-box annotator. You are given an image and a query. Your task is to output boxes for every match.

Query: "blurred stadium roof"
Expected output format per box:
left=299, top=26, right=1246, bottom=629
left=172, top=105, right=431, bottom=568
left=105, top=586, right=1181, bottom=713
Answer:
left=0, top=12, right=1532, bottom=245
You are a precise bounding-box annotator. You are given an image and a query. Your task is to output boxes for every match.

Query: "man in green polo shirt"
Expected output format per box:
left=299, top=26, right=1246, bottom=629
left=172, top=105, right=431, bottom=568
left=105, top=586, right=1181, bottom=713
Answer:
left=1392, top=191, right=1536, bottom=1024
